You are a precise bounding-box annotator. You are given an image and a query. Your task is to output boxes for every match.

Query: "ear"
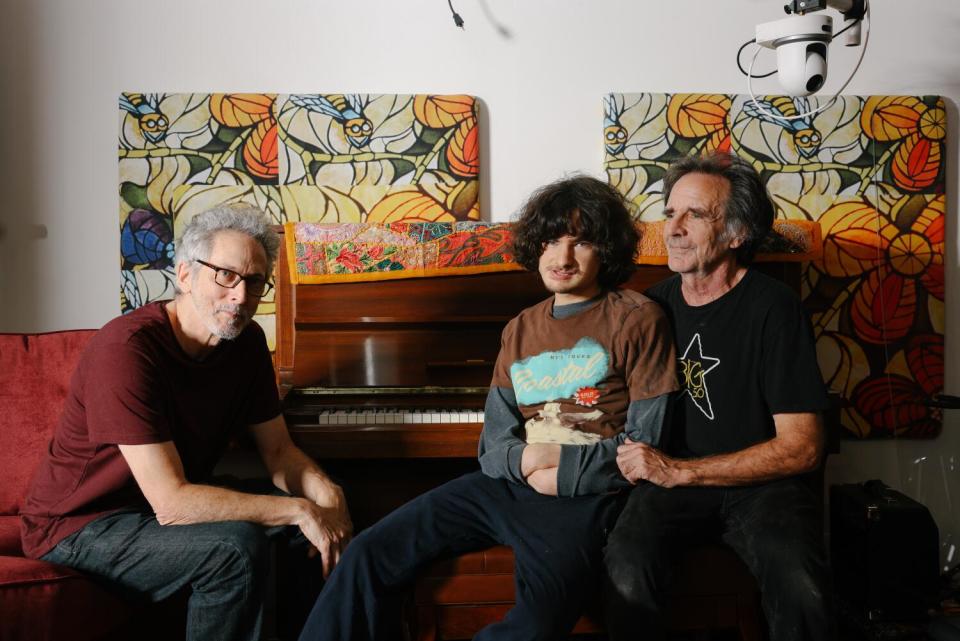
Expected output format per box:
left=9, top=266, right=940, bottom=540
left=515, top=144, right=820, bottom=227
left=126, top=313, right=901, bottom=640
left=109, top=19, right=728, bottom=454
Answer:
left=728, top=235, right=745, bottom=250
left=176, top=260, right=194, bottom=294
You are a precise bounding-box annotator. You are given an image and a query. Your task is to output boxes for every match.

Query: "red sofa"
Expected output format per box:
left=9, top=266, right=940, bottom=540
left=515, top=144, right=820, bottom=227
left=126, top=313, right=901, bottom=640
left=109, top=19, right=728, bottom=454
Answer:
left=0, top=331, right=183, bottom=641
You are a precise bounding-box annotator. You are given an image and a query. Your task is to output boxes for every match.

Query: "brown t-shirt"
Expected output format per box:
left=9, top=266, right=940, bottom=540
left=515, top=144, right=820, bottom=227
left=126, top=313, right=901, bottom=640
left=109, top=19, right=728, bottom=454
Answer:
left=479, top=289, right=678, bottom=496
left=20, top=302, right=280, bottom=558
left=492, top=289, right=677, bottom=439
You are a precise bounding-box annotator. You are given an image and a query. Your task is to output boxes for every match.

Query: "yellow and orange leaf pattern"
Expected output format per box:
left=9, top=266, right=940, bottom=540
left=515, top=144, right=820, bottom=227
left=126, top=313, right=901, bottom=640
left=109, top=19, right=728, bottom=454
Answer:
left=603, top=92, right=946, bottom=439
left=119, top=93, right=481, bottom=350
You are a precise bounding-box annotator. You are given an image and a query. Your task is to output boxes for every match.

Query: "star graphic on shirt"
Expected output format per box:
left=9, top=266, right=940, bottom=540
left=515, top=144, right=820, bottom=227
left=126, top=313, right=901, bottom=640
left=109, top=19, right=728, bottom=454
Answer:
left=678, top=333, right=720, bottom=420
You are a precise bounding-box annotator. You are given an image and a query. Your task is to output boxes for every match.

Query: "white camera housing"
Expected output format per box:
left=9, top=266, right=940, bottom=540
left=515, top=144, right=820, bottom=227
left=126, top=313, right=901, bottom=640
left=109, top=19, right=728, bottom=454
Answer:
left=756, top=14, right=833, bottom=96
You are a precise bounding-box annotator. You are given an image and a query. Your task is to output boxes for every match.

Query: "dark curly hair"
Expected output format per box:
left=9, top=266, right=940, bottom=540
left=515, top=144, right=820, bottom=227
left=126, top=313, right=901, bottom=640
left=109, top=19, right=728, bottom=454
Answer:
left=662, top=152, right=774, bottom=264
left=512, top=175, right=639, bottom=289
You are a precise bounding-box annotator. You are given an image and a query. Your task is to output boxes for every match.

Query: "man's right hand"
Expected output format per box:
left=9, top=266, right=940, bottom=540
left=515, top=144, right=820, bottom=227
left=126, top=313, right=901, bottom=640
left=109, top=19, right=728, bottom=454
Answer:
left=296, top=499, right=353, bottom=579
left=616, top=440, right=694, bottom=487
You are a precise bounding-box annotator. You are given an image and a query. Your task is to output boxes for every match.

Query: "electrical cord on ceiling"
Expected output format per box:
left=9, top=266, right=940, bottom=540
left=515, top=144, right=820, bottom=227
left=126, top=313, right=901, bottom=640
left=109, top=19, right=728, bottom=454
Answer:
left=830, top=16, right=863, bottom=42
left=448, top=0, right=465, bottom=29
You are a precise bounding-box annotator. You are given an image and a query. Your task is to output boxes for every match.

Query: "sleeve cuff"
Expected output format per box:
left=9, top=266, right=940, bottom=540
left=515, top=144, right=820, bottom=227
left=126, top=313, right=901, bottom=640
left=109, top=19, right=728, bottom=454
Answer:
left=507, top=443, right=527, bottom=484
left=556, top=445, right=584, bottom=497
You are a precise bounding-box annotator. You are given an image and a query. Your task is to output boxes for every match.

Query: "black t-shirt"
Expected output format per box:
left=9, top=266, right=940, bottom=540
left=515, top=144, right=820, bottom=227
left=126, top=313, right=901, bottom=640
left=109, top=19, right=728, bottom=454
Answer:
left=646, top=269, right=829, bottom=458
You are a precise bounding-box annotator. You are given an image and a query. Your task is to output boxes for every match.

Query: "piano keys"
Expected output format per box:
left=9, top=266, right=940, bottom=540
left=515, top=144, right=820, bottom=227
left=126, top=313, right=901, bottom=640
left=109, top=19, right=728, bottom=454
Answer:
left=312, top=410, right=485, bottom=426
left=282, top=386, right=488, bottom=458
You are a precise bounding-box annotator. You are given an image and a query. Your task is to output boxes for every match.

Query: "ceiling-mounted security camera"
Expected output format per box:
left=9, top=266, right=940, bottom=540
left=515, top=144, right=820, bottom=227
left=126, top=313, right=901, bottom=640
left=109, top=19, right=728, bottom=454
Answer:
left=755, top=13, right=832, bottom=96
left=740, top=0, right=869, bottom=120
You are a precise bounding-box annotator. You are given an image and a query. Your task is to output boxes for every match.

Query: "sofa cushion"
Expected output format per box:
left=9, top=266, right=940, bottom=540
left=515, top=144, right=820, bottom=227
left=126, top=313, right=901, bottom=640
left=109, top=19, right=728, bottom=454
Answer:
left=0, top=555, right=130, bottom=641
left=0, top=331, right=95, bottom=516
left=0, top=516, right=22, bottom=556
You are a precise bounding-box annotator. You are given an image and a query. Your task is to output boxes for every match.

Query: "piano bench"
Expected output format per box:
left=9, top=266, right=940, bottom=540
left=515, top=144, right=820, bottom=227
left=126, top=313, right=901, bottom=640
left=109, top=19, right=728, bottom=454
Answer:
left=410, top=543, right=764, bottom=641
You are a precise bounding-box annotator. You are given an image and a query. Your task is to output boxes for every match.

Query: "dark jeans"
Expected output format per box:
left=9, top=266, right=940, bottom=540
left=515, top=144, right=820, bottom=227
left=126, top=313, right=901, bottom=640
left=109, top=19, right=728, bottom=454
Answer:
left=41, top=478, right=320, bottom=641
left=43, top=511, right=272, bottom=641
left=298, top=471, right=622, bottom=641
left=603, top=478, right=836, bottom=641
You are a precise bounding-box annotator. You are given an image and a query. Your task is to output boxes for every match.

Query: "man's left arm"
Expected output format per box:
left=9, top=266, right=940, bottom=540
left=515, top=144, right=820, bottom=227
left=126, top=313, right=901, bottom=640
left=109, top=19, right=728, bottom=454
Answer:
left=248, top=415, right=353, bottom=536
left=619, top=289, right=827, bottom=487
left=617, top=411, right=823, bottom=487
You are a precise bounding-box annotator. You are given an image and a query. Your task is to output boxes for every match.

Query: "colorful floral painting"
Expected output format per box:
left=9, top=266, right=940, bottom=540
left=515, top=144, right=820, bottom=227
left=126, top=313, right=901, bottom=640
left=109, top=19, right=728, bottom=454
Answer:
left=118, top=93, right=481, bottom=349
left=603, top=93, right=946, bottom=439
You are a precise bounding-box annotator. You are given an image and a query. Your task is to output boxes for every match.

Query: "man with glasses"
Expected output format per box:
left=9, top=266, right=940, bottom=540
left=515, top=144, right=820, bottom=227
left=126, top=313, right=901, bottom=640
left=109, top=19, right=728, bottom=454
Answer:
left=21, top=205, right=351, bottom=641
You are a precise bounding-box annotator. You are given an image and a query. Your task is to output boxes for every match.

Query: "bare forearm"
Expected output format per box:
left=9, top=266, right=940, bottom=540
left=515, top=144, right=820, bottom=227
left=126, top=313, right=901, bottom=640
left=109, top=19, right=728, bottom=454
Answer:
left=617, top=413, right=824, bottom=488
left=269, top=445, right=343, bottom=508
left=671, top=437, right=821, bottom=487
left=521, top=443, right=561, bottom=478
left=154, top=483, right=309, bottom=527
left=527, top=468, right=558, bottom=496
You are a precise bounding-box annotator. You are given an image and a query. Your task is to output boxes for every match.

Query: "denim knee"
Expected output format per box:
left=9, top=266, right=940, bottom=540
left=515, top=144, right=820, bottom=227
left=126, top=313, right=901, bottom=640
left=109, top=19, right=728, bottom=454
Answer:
left=220, top=521, right=270, bottom=560
left=197, top=521, right=271, bottom=596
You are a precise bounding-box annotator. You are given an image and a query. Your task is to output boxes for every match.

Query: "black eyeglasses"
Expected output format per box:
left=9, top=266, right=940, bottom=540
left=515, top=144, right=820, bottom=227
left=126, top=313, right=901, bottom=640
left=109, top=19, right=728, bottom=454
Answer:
left=195, top=260, right=273, bottom=298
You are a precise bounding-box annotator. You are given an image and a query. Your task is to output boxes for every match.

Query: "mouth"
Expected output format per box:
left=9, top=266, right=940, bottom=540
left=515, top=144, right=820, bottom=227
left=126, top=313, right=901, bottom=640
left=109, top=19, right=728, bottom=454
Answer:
left=546, top=269, right=579, bottom=281
left=216, top=306, right=249, bottom=325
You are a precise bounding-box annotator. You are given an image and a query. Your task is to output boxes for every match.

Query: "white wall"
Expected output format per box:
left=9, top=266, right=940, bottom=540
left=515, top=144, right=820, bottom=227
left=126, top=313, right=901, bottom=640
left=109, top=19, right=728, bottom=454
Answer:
left=2, top=0, right=959, bottom=562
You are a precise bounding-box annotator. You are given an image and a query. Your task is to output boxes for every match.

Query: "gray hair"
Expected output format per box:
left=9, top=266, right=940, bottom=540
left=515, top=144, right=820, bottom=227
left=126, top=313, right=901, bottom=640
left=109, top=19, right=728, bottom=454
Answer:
left=173, top=204, right=280, bottom=289
left=662, top=153, right=774, bottom=264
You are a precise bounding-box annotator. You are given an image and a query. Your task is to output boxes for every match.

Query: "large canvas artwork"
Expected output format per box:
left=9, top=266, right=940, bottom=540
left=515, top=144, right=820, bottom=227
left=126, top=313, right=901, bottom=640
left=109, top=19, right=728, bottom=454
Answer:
left=118, top=93, right=481, bottom=349
left=603, top=93, right=946, bottom=439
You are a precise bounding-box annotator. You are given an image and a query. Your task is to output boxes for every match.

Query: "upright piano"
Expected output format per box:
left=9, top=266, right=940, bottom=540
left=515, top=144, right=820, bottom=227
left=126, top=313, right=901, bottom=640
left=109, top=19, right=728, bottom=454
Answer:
left=273, top=224, right=806, bottom=527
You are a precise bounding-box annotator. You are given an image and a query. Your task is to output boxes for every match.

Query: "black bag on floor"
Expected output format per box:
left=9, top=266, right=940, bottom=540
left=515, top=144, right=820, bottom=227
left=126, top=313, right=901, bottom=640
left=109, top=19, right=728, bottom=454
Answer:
left=831, top=480, right=940, bottom=622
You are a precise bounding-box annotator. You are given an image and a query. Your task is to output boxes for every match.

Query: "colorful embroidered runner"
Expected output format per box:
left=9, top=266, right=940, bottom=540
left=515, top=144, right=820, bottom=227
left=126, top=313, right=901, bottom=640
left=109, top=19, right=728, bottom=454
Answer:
left=285, top=219, right=820, bottom=284
left=287, top=221, right=519, bottom=284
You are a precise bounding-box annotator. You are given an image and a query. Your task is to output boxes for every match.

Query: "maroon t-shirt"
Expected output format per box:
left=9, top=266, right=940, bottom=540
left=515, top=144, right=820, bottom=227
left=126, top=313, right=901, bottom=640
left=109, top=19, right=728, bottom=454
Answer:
left=20, top=302, right=281, bottom=558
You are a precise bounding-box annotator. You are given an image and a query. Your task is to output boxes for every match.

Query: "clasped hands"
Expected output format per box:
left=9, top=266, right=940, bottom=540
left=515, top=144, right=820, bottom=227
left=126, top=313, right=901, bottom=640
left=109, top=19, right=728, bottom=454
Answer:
left=616, top=438, right=688, bottom=488
left=296, top=486, right=353, bottom=579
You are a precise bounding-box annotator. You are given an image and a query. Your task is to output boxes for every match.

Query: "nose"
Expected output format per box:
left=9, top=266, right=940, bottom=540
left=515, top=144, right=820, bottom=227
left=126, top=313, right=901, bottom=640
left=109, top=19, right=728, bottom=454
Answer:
left=228, top=280, right=250, bottom=304
left=664, top=212, right=686, bottom=237
left=555, top=241, right=576, bottom=266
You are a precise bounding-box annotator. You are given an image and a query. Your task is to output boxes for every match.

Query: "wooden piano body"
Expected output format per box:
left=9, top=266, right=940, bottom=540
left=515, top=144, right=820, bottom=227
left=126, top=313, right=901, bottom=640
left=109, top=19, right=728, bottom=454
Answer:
left=275, top=233, right=799, bottom=463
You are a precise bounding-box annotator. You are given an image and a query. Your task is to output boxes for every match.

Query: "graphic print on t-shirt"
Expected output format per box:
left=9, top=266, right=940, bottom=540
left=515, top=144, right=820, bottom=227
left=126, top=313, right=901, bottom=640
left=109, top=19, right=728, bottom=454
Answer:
left=510, top=337, right=610, bottom=445
left=524, top=402, right=605, bottom=445
left=510, top=337, right=608, bottom=406
left=678, top=334, right=720, bottom=420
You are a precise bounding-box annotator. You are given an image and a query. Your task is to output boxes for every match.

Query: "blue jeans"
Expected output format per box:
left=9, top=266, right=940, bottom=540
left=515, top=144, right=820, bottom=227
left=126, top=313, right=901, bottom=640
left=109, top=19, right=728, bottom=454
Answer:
left=298, top=471, right=622, bottom=641
left=603, top=478, right=836, bottom=641
left=42, top=509, right=289, bottom=641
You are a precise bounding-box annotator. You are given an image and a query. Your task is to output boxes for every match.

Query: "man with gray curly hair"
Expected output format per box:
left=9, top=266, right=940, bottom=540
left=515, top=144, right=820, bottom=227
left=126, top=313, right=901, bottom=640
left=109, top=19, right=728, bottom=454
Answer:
left=22, top=204, right=352, bottom=641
